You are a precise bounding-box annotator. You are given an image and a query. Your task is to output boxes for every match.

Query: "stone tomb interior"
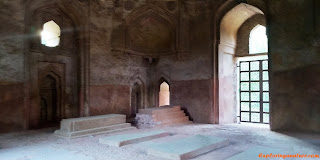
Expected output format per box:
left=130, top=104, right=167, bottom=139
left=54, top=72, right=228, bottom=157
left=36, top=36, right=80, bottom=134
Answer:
left=0, top=0, right=320, bottom=160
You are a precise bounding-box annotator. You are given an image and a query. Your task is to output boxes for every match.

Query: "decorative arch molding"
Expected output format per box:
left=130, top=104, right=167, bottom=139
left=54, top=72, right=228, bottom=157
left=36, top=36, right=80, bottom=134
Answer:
left=130, top=73, right=146, bottom=86
left=156, top=72, right=171, bottom=85
left=38, top=70, right=63, bottom=122
left=130, top=74, right=147, bottom=110
left=119, top=4, right=179, bottom=57
left=213, top=0, right=267, bottom=49
left=24, top=0, right=90, bottom=130
left=125, top=3, right=177, bottom=26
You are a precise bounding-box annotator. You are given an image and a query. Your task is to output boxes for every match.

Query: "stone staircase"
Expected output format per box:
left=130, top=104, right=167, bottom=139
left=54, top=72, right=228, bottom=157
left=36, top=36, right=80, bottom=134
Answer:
left=135, top=105, right=192, bottom=128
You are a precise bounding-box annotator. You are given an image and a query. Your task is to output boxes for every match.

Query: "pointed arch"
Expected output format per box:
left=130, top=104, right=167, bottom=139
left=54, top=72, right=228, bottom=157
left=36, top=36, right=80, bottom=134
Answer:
left=38, top=70, right=62, bottom=126
left=130, top=74, right=147, bottom=112
left=249, top=25, right=268, bottom=54
left=157, top=75, right=171, bottom=107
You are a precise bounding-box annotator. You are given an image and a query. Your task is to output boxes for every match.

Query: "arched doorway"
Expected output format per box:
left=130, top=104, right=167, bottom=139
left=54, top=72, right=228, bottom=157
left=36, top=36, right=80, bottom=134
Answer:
left=159, top=81, right=170, bottom=107
left=215, top=2, right=268, bottom=124
left=131, top=82, right=142, bottom=116
left=39, top=74, right=61, bottom=127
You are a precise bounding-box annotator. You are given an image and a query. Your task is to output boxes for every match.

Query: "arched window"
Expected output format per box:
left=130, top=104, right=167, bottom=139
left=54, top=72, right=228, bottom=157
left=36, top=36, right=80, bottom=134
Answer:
left=249, top=25, right=268, bottom=54
left=41, top=20, right=61, bottom=47
left=159, top=81, right=170, bottom=107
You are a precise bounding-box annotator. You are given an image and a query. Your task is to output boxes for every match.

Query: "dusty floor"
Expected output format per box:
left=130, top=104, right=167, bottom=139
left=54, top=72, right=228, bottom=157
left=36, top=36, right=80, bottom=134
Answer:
left=0, top=123, right=319, bottom=160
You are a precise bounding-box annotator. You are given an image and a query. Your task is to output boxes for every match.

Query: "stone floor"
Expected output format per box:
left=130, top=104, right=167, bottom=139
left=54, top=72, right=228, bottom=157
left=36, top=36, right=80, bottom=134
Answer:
left=0, top=123, right=319, bottom=160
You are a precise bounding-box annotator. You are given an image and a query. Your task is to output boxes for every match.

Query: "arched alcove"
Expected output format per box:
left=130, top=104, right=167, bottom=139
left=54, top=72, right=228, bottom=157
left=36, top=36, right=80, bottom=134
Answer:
left=131, top=82, right=142, bottom=116
left=130, top=74, right=146, bottom=117
left=39, top=72, right=61, bottom=127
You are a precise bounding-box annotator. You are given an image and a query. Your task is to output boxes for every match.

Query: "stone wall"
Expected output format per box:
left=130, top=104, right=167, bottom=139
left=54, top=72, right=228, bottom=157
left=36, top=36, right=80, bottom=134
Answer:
left=268, top=0, right=320, bottom=132
left=89, top=85, right=131, bottom=117
left=171, top=79, right=213, bottom=123
left=0, top=0, right=25, bottom=132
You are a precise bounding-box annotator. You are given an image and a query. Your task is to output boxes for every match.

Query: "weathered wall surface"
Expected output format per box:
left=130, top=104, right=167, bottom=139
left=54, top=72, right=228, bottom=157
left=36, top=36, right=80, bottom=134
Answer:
left=89, top=1, right=149, bottom=86
left=0, top=1, right=25, bottom=133
left=171, top=79, right=213, bottom=123
left=0, top=84, right=25, bottom=133
left=269, top=0, right=320, bottom=132
left=152, top=1, right=215, bottom=123
left=89, top=1, right=149, bottom=115
left=0, top=0, right=25, bottom=84
left=92, top=0, right=218, bottom=123
left=89, top=85, right=131, bottom=117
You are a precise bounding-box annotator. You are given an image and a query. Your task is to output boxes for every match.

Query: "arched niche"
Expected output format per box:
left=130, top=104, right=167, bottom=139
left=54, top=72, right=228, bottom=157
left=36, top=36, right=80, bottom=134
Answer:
left=123, top=4, right=178, bottom=57
left=39, top=72, right=62, bottom=127
left=130, top=75, right=146, bottom=117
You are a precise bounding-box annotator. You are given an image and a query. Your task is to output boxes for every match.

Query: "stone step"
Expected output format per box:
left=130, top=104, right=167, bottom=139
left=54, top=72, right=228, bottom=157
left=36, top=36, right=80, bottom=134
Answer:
left=147, top=135, right=230, bottom=160
left=160, top=116, right=189, bottom=126
left=136, top=105, right=192, bottom=128
left=152, top=106, right=181, bottom=115
left=139, top=106, right=181, bottom=115
left=55, top=123, right=136, bottom=139
left=99, top=130, right=169, bottom=147
left=152, top=111, right=186, bottom=121
left=152, top=109, right=184, bottom=117
left=157, top=115, right=188, bottom=124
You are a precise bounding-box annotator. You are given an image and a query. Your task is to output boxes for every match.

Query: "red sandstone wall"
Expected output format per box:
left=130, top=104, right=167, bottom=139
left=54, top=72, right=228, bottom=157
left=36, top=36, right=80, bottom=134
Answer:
left=171, top=79, right=213, bottom=123
left=89, top=85, right=131, bottom=117
left=0, top=84, right=25, bottom=133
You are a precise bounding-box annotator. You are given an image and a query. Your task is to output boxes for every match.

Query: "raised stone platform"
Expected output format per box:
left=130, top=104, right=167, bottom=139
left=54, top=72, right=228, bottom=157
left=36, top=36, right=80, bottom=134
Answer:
left=99, top=130, right=169, bottom=147
left=54, top=114, right=136, bottom=138
left=136, top=105, right=192, bottom=128
left=147, top=135, right=230, bottom=160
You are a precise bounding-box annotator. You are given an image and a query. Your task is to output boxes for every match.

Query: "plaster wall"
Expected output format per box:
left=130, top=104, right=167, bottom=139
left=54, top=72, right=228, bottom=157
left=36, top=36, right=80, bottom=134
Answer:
left=0, top=1, right=25, bottom=132
left=171, top=79, right=213, bottom=123
left=268, top=0, right=320, bottom=132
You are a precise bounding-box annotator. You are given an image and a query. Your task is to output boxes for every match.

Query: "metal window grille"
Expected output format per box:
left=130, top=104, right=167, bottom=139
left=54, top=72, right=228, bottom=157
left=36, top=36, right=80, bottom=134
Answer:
left=239, top=60, right=269, bottom=124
